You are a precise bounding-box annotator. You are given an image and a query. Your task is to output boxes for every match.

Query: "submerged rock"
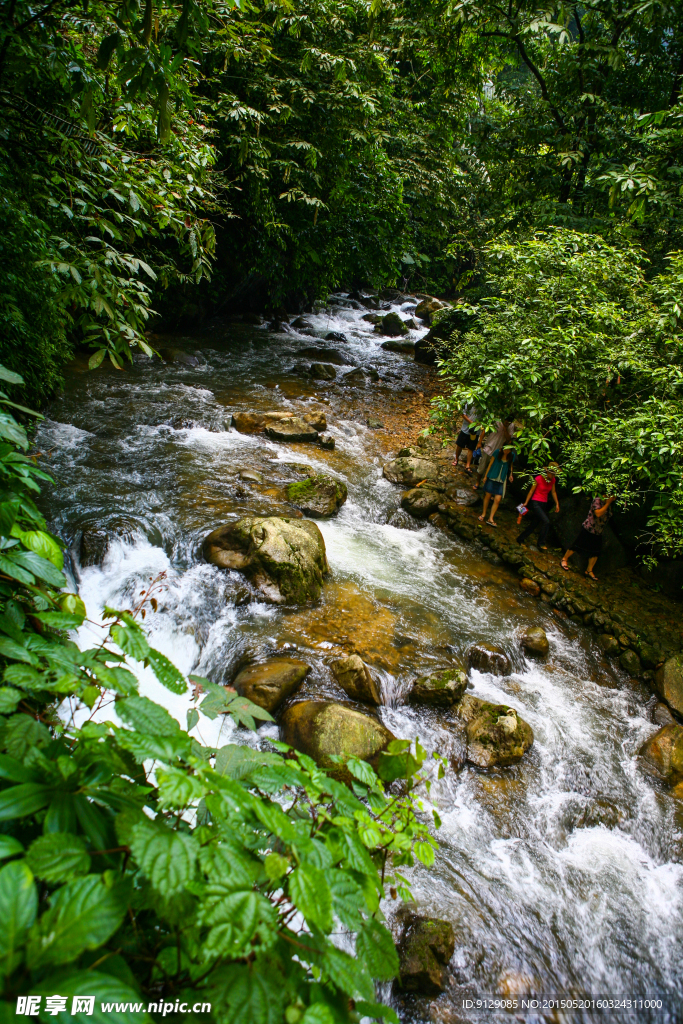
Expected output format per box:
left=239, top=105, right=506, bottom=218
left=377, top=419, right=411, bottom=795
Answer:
left=467, top=643, right=512, bottom=676
left=381, top=339, right=415, bottom=353
left=638, top=724, right=683, bottom=779
left=521, top=626, right=549, bottom=658
left=280, top=700, right=394, bottom=779
left=655, top=655, right=683, bottom=715
left=457, top=696, right=534, bottom=768
left=409, top=667, right=467, bottom=708
left=397, top=914, right=455, bottom=995
left=159, top=347, right=199, bottom=367
left=330, top=654, right=381, bottom=705
left=203, top=516, right=328, bottom=604
left=400, top=487, right=441, bottom=519
left=285, top=473, right=348, bottom=518
left=375, top=312, right=408, bottom=337
left=265, top=417, right=320, bottom=443
left=238, top=469, right=263, bottom=484
left=232, top=657, right=310, bottom=713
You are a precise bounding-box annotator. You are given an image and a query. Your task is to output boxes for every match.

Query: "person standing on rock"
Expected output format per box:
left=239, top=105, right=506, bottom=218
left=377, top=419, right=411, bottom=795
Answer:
left=561, top=495, right=616, bottom=580
left=453, top=404, right=479, bottom=474
left=517, top=463, right=561, bottom=550
left=473, top=417, right=516, bottom=490
left=478, top=446, right=516, bottom=527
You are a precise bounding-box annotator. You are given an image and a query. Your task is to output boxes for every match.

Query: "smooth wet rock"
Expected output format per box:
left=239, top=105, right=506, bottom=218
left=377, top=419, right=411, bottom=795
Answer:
left=619, top=648, right=641, bottom=677
left=159, top=347, right=199, bottom=367
left=297, top=347, right=350, bottom=365
left=638, top=724, right=683, bottom=779
left=457, top=697, right=534, bottom=768
left=467, top=644, right=512, bottom=677
left=409, top=667, right=467, bottom=708
left=397, top=914, right=455, bottom=995
left=400, top=488, right=441, bottom=519
left=203, top=516, right=328, bottom=604
left=597, top=633, right=620, bottom=656
left=375, top=312, right=408, bottom=337
left=318, top=433, right=335, bottom=450
left=414, top=297, right=445, bottom=324
left=280, top=700, right=394, bottom=780
left=325, top=331, right=347, bottom=342
left=653, top=703, right=675, bottom=727
left=238, top=469, right=263, bottom=484
left=232, top=410, right=327, bottom=435
left=521, top=626, right=549, bottom=658
left=343, top=367, right=378, bottom=385
left=381, top=339, right=415, bottom=354
left=330, top=655, right=381, bottom=705
left=232, top=657, right=310, bottom=713
left=383, top=456, right=442, bottom=489
left=265, top=417, right=320, bottom=443
left=79, top=518, right=140, bottom=567
left=309, top=363, right=336, bottom=381
left=291, top=317, right=312, bottom=329
left=362, top=313, right=382, bottom=324
left=520, top=578, right=541, bottom=596
left=285, top=473, right=347, bottom=518
left=655, top=655, right=683, bottom=716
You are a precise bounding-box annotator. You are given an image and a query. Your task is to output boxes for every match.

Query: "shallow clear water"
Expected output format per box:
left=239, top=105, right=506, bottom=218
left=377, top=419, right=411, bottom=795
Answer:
left=36, top=297, right=683, bottom=1022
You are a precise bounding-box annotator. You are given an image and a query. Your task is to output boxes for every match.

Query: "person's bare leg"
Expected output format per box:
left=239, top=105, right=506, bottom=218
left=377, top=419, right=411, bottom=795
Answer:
left=561, top=549, right=573, bottom=570
left=488, top=494, right=502, bottom=524
left=479, top=494, right=491, bottom=521
left=465, top=448, right=473, bottom=472
left=585, top=555, right=599, bottom=580
left=454, top=444, right=463, bottom=466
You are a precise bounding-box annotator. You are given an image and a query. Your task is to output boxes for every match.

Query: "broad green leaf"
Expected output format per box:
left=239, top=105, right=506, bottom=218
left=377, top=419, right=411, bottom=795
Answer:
left=156, top=766, right=205, bottom=808
left=14, top=530, right=64, bottom=570
left=88, top=349, right=107, bottom=369
left=0, top=859, right=37, bottom=964
left=209, top=963, right=284, bottom=1024
left=0, top=687, right=21, bottom=713
left=146, top=647, right=187, bottom=694
left=0, top=836, right=24, bottom=859
left=355, top=918, right=399, bottom=981
left=116, top=695, right=179, bottom=736
left=288, top=865, right=332, bottom=933
left=346, top=756, right=377, bottom=787
left=214, top=743, right=281, bottom=780
left=27, top=833, right=91, bottom=883
left=34, top=970, right=152, bottom=1024
left=27, top=875, right=127, bottom=968
left=0, top=365, right=24, bottom=385
left=199, top=887, right=278, bottom=958
left=59, top=593, right=87, bottom=619
left=0, top=783, right=51, bottom=821
left=354, top=1003, right=399, bottom=1024
left=110, top=622, right=150, bottom=660
left=128, top=820, right=197, bottom=896
left=11, top=550, right=65, bottom=587
left=302, top=1005, right=334, bottom=1024
left=322, top=944, right=375, bottom=1001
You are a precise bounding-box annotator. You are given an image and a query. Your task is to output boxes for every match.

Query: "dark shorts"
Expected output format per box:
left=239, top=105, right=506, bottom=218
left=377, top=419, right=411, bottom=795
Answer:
left=484, top=478, right=505, bottom=497
left=457, top=429, right=477, bottom=451
left=571, top=526, right=602, bottom=556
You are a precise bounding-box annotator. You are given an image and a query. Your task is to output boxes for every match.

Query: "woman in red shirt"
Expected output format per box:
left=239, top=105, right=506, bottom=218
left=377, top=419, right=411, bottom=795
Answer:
left=517, top=464, right=560, bottom=550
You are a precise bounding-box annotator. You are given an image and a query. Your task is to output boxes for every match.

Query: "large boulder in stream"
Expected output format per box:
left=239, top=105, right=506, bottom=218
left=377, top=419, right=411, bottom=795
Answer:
left=409, top=667, right=467, bottom=708
left=397, top=914, right=455, bottom=995
left=520, top=626, right=549, bottom=658
left=296, top=347, right=351, bottom=365
left=401, top=487, right=441, bottom=519
left=638, top=724, right=683, bottom=780
left=467, top=643, right=512, bottom=676
left=383, top=456, right=443, bottom=489
left=232, top=410, right=327, bottom=436
left=655, top=655, right=683, bottom=716
left=414, top=297, right=445, bottom=324
left=232, top=657, right=310, bottom=713
left=265, top=417, right=321, bottom=442
left=382, top=339, right=415, bottom=354
left=375, top=312, right=408, bottom=337
left=203, top=516, right=328, bottom=604
left=457, top=695, right=534, bottom=768
left=280, top=701, right=394, bottom=780
left=285, top=473, right=348, bottom=518
left=330, top=655, right=381, bottom=705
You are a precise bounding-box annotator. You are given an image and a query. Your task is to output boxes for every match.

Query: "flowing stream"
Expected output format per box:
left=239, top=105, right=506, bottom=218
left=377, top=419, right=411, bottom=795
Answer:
left=36, top=297, right=683, bottom=1022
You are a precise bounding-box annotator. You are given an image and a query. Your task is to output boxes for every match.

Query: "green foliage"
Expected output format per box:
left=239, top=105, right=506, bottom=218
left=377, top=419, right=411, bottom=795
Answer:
left=0, top=364, right=441, bottom=1023
left=432, top=229, right=683, bottom=559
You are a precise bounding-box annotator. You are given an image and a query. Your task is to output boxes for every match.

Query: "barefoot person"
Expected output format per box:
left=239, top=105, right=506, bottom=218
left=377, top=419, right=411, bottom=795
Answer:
left=561, top=496, right=616, bottom=580
left=517, top=463, right=560, bottom=550
left=478, top=446, right=516, bottom=527
left=453, top=404, right=479, bottom=474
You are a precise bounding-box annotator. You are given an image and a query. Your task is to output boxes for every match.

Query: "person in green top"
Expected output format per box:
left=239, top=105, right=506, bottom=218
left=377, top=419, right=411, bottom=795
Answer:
left=478, top=447, right=516, bottom=527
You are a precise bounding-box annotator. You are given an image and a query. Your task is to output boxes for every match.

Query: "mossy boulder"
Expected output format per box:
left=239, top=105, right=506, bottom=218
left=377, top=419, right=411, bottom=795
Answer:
left=467, top=643, right=512, bottom=677
left=655, top=655, right=683, bottom=715
left=285, top=473, right=348, bottom=518
left=203, top=516, right=328, bottom=604
left=409, top=667, right=467, bottom=708
left=383, top=456, right=443, bottom=489
left=330, top=655, right=381, bottom=705
left=520, top=626, right=549, bottom=658
left=232, top=658, right=310, bottom=713
left=280, top=701, right=394, bottom=780
left=381, top=339, right=415, bottom=354
left=457, top=696, right=533, bottom=768
left=375, top=312, right=408, bottom=337
left=397, top=914, right=455, bottom=995
left=400, top=488, right=441, bottom=519
left=638, top=724, right=683, bottom=780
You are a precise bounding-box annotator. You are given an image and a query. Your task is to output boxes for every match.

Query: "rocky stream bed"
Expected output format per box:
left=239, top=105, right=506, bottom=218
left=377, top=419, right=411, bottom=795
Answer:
left=35, top=292, right=683, bottom=1023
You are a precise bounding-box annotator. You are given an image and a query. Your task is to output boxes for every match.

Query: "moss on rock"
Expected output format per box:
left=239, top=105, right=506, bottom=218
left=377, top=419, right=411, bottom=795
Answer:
left=279, top=700, right=394, bottom=781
